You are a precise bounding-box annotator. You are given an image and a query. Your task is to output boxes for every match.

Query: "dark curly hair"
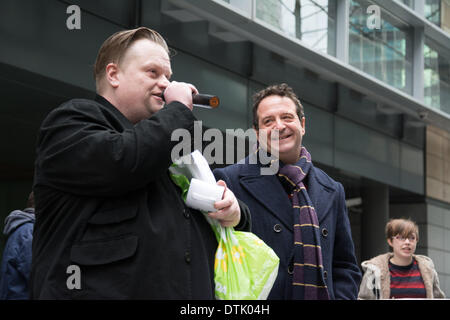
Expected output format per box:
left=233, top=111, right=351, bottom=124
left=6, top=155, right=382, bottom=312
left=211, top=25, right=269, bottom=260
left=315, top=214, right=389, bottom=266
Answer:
left=252, top=83, right=304, bottom=129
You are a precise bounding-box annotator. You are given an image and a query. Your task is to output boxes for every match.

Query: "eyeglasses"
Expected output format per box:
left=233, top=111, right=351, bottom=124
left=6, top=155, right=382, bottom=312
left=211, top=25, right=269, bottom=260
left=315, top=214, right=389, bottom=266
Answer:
left=393, top=235, right=417, bottom=242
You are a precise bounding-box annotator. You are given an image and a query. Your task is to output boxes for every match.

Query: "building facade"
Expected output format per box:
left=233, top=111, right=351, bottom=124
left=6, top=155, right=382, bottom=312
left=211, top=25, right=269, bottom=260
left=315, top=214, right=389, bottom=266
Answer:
left=0, top=0, right=449, bottom=296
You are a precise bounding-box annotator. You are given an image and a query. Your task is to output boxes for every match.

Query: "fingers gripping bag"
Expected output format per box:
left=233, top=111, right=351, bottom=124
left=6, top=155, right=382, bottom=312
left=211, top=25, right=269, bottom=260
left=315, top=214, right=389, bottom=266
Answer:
left=169, top=151, right=279, bottom=299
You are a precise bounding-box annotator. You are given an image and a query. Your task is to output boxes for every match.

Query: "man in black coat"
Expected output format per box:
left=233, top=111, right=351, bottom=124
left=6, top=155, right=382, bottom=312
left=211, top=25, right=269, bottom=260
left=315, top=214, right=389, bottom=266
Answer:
left=30, top=27, right=250, bottom=299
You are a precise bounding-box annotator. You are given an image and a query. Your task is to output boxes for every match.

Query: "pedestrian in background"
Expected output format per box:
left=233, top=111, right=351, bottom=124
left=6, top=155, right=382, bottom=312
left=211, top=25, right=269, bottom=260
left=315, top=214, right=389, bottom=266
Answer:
left=0, top=192, right=35, bottom=299
left=358, top=218, right=445, bottom=299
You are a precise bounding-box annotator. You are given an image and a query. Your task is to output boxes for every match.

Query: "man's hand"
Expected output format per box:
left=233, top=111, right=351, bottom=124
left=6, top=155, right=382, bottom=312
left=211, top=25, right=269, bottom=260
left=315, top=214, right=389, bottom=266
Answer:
left=208, top=180, right=241, bottom=227
left=163, top=81, right=198, bottom=110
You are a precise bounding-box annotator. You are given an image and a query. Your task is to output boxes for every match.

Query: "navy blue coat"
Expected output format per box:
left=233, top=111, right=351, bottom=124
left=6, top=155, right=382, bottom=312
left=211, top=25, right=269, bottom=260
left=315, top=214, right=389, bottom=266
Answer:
left=0, top=208, right=35, bottom=300
left=214, top=154, right=361, bottom=299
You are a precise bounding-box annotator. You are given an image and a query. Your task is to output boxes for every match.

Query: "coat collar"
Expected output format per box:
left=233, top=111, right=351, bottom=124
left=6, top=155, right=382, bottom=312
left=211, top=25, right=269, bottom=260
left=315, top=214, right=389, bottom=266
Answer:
left=237, top=153, right=336, bottom=230
left=95, top=94, right=134, bottom=129
left=363, top=252, right=436, bottom=299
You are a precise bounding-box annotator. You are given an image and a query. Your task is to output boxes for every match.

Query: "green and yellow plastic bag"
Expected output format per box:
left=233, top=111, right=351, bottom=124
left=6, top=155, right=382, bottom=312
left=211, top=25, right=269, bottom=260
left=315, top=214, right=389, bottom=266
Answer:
left=169, top=162, right=279, bottom=300
left=212, top=225, right=280, bottom=299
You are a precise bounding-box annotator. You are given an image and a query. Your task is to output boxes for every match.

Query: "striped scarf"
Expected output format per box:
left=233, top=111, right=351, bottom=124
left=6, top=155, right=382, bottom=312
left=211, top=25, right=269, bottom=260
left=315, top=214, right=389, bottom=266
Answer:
left=278, top=147, right=329, bottom=300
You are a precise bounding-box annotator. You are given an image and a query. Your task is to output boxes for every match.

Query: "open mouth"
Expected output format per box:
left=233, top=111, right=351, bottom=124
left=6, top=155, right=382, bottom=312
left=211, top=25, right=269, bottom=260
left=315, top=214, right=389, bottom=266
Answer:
left=152, top=92, right=164, bottom=102
left=279, top=133, right=292, bottom=141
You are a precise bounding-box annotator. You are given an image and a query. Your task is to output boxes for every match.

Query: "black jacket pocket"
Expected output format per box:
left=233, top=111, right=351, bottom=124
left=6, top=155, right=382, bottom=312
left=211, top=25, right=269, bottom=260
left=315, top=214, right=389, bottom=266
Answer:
left=70, top=234, right=138, bottom=266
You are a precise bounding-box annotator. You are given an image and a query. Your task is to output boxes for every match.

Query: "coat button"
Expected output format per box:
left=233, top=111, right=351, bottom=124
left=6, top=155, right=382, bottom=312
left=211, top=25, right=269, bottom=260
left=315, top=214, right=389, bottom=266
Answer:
left=183, top=208, right=190, bottom=219
left=184, top=251, right=191, bottom=263
left=323, top=270, right=328, bottom=280
left=273, top=224, right=282, bottom=233
left=322, top=228, right=328, bottom=237
left=288, top=264, right=294, bottom=275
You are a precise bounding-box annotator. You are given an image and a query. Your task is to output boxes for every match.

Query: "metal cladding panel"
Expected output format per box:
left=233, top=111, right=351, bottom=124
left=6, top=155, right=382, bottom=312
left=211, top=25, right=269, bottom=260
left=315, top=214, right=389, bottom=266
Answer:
left=66, top=0, right=135, bottom=26
left=400, top=142, right=424, bottom=194
left=334, top=116, right=424, bottom=194
left=302, top=103, right=334, bottom=167
left=335, top=117, right=401, bottom=188
left=0, top=0, right=122, bottom=91
left=251, top=46, right=337, bottom=112
left=171, top=51, right=248, bottom=132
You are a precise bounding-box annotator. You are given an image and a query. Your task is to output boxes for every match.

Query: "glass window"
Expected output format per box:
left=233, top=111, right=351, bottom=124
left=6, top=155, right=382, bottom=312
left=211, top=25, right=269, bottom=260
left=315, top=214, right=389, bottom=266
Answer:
left=424, top=40, right=450, bottom=113
left=255, top=0, right=337, bottom=56
left=425, top=0, right=450, bottom=34
left=396, top=0, right=415, bottom=9
left=349, top=0, right=413, bottom=94
left=425, top=0, right=441, bottom=25
left=218, top=0, right=252, bottom=15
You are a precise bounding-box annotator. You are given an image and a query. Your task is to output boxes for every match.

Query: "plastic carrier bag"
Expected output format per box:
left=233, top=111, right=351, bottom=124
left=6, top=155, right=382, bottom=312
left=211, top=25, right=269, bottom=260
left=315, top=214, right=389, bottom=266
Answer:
left=169, top=151, right=279, bottom=300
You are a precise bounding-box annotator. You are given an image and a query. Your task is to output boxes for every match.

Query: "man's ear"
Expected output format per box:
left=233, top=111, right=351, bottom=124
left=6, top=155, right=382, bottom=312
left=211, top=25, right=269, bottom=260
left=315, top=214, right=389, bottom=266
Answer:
left=105, top=63, right=120, bottom=88
left=301, top=117, right=306, bottom=134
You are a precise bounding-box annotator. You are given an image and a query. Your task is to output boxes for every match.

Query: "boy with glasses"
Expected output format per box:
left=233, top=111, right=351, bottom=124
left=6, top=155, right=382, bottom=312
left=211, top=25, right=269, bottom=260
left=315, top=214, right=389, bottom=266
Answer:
left=358, top=218, right=445, bottom=299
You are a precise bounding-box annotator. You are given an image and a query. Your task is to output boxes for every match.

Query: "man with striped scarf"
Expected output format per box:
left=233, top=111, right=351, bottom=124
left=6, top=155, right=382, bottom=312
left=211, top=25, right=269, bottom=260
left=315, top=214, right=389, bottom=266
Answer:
left=214, top=83, right=361, bottom=299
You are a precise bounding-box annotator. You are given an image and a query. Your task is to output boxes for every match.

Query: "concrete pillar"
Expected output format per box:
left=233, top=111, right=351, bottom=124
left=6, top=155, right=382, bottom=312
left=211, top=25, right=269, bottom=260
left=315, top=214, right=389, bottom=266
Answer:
left=361, top=180, right=389, bottom=261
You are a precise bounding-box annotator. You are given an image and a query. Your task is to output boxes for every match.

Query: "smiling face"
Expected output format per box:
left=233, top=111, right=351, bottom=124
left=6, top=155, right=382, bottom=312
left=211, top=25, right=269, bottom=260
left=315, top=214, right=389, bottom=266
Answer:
left=255, top=95, right=305, bottom=164
left=107, top=39, right=172, bottom=123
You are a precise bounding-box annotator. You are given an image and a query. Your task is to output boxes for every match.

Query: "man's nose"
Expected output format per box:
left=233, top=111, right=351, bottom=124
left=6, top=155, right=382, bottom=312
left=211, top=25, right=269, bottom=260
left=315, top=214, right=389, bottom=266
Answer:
left=274, top=118, right=286, bottom=130
left=158, top=76, right=170, bottom=89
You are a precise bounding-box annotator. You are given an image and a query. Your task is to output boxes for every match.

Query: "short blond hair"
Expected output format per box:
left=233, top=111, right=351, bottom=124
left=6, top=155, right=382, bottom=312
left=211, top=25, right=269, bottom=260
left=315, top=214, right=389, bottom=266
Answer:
left=93, top=27, right=169, bottom=90
left=385, top=218, right=419, bottom=242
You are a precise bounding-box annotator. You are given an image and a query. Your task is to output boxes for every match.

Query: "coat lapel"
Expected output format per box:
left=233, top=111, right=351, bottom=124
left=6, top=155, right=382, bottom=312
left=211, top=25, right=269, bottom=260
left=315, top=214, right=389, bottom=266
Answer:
left=306, top=168, right=336, bottom=224
left=239, top=163, right=294, bottom=232
left=237, top=154, right=339, bottom=229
